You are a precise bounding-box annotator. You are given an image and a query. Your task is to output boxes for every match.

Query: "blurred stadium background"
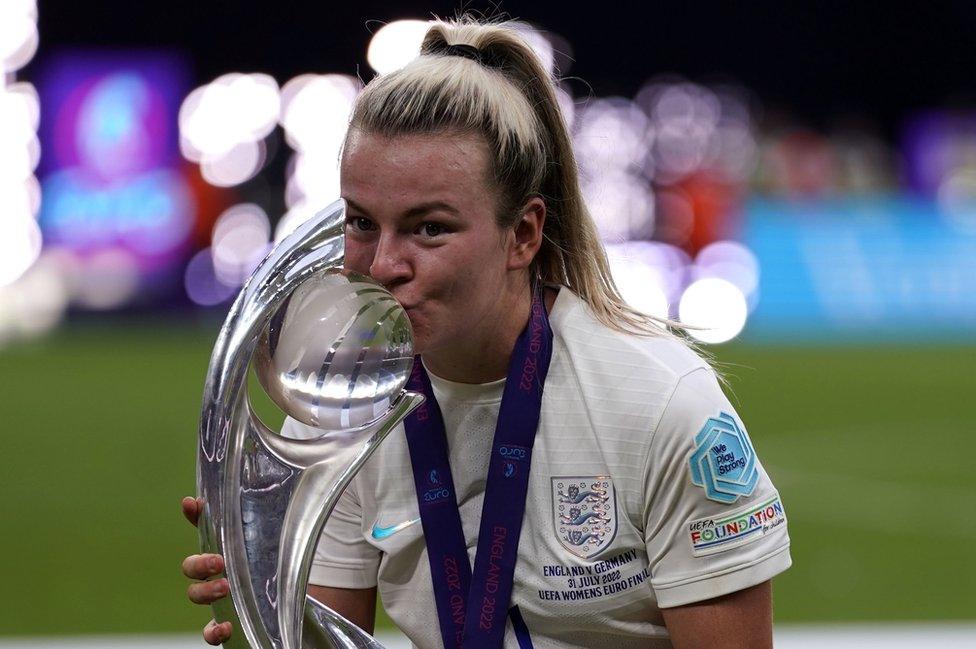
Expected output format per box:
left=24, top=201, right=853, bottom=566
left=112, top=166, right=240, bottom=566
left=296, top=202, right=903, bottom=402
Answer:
left=1, top=1, right=974, bottom=646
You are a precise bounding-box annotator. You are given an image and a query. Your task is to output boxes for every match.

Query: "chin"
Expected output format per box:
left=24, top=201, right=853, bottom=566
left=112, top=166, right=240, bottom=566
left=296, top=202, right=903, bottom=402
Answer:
left=403, top=309, right=453, bottom=358
left=406, top=318, right=428, bottom=356
left=408, top=325, right=448, bottom=359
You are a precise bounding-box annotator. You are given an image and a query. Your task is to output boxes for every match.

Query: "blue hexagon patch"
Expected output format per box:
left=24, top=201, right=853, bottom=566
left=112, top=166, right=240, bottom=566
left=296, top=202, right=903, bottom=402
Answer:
left=689, top=412, right=759, bottom=504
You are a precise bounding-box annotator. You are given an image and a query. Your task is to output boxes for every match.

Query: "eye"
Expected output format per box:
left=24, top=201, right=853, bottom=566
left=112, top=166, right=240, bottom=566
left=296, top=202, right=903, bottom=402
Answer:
left=346, top=216, right=375, bottom=232
left=419, top=222, right=447, bottom=237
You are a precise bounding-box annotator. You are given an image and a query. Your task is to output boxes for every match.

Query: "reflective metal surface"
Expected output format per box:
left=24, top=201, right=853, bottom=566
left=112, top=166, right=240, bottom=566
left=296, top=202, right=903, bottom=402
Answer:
left=197, top=199, right=422, bottom=648
left=255, top=273, right=414, bottom=432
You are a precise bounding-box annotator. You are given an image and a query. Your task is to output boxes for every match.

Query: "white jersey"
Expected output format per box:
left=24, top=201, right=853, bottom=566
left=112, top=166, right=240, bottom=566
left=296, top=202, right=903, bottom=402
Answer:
left=285, top=288, right=791, bottom=648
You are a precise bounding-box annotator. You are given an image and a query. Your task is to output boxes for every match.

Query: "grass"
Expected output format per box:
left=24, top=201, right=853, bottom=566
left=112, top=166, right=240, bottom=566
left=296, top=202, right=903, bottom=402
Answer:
left=0, top=324, right=972, bottom=635
left=713, top=346, right=975, bottom=620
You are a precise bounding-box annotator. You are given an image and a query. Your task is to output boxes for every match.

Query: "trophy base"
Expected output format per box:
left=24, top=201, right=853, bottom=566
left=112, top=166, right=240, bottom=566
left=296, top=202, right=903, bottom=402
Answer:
left=213, top=593, right=383, bottom=649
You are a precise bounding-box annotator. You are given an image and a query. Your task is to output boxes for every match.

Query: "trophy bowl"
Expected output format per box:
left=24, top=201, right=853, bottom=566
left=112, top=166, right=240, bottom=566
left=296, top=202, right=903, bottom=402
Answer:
left=254, top=271, right=414, bottom=433
left=196, top=200, right=423, bottom=649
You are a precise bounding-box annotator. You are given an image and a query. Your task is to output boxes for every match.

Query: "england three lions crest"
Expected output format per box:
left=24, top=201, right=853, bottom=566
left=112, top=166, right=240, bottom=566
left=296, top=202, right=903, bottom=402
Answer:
left=552, top=476, right=617, bottom=559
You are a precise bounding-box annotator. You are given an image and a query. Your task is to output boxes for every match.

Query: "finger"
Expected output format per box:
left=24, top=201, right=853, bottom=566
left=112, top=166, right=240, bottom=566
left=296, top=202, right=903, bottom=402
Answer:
left=204, top=619, right=232, bottom=645
left=187, top=578, right=229, bottom=605
left=182, top=554, right=224, bottom=580
left=181, top=496, right=202, bottom=527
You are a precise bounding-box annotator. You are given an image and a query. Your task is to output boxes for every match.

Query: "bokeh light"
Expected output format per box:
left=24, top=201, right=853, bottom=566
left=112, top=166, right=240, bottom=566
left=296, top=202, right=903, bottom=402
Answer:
left=200, top=139, right=266, bottom=187
left=0, top=132, right=40, bottom=180
left=0, top=82, right=40, bottom=180
left=0, top=79, right=41, bottom=294
left=634, top=79, right=759, bottom=185
left=280, top=73, right=360, bottom=230
left=366, top=19, right=557, bottom=76
left=0, top=251, right=69, bottom=344
left=0, top=81, right=40, bottom=138
left=678, top=277, right=748, bottom=344
left=184, top=247, right=237, bottom=306
left=280, top=74, right=360, bottom=153
left=366, top=20, right=430, bottom=74
left=290, top=149, right=341, bottom=208
left=211, top=203, right=271, bottom=287
left=0, top=0, right=38, bottom=73
left=582, top=170, right=655, bottom=242
left=1, top=174, right=41, bottom=219
left=606, top=248, right=670, bottom=320
left=276, top=202, right=320, bottom=242
left=555, top=85, right=575, bottom=130
left=642, top=82, right=720, bottom=182
left=70, top=248, right=141, bottom=310
left=0, top=213, right=42, bottom=287
left=575, top=97, right=652, bottom=174
left=179, top=73, right=280, bottom=164
left=575, top=97, right=656, bottom=242
left=692, top=240, right=760, bottom=311
left=511, top=23, right=555, bottom=75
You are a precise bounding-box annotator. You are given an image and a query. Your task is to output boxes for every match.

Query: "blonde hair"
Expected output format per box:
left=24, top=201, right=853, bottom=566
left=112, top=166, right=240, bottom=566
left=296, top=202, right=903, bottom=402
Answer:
left=349, top=17, right=676, bottom=337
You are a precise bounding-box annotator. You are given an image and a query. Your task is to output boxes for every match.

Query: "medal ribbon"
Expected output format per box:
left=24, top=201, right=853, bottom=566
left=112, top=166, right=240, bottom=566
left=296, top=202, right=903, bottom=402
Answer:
left=404, top=289, right=553, bottom=649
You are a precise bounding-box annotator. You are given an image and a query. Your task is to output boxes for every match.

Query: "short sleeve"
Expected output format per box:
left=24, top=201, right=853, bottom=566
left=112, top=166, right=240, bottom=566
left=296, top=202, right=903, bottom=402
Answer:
left=642, top=368, right=791, bottom=607
left=280, top=418, right=382, bottom=589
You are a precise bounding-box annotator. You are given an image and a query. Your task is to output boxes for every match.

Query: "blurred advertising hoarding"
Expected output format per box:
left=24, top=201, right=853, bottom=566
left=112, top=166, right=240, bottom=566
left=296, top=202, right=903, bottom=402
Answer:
left=35, top=51, right=198, bottom=309
left=741, top=196, right=976, bottom=342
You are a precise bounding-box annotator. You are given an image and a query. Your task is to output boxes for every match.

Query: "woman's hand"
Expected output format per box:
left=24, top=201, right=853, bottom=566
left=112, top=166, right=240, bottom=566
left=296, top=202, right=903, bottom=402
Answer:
left=182, top=496, right=233, bottom=645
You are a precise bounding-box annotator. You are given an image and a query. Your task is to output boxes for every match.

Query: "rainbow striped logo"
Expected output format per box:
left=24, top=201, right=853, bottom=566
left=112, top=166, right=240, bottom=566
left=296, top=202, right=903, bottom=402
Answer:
left=688, top=495, right=786, bottom=556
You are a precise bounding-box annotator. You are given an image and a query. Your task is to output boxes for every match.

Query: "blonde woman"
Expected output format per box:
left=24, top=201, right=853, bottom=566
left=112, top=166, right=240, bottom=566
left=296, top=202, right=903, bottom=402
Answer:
left=183, top=17, right=791, bottom=649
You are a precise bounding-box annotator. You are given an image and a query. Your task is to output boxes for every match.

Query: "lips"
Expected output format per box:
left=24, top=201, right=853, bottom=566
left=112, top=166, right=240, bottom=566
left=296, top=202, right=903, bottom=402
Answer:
left=400, top=304, right=420, bottom=324
left=396, top=299, right=418, bottom=312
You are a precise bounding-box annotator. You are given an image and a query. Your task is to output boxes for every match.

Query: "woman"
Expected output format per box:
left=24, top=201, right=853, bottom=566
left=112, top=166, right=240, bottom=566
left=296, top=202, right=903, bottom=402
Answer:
left=183, top=17, right=791, bottom=648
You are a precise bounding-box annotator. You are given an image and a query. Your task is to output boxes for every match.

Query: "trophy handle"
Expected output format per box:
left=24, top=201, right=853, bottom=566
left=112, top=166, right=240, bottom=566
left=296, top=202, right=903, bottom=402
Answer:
left=305, top=593, right=386, bottom=648
left=268, top=391, right=425, bottom=649
left=198, top=200, right=347, bottom=648
left=204, top=390, right=422, bottom=649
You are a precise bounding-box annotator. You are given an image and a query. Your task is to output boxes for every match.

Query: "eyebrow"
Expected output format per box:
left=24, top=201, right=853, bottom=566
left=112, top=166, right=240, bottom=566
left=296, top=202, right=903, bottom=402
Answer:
left=345, top=199, right=461, bottom=220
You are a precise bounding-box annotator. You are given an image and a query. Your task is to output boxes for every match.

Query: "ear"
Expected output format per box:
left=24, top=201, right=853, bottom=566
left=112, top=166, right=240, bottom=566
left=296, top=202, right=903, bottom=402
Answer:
left=507, top=196, right=547, bottom=271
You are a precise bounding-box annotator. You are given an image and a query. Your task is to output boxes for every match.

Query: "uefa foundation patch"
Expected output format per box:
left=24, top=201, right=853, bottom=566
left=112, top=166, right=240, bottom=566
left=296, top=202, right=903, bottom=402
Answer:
left=688, top=411, right=759, bottom=503
left=688, top=495, right=787, bottom=556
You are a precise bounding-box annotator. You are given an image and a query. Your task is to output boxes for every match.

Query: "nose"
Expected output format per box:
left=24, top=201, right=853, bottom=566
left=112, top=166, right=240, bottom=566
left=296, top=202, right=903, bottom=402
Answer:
left=368, top=232, right=412, bottom=288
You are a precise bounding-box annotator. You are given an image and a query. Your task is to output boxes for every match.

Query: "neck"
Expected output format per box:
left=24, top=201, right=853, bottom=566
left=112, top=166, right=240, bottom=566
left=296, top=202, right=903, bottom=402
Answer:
left=423, top=280, right=535, bottom=384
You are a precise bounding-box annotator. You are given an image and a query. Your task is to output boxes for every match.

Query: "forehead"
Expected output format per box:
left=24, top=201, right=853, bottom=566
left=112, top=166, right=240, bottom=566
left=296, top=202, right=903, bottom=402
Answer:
left=340, top=130, right=495, bottom=208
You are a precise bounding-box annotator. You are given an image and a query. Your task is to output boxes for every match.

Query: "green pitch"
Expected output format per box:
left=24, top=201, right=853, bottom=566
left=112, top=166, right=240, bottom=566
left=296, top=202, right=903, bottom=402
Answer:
left=0, top=323, right=972, bottom=635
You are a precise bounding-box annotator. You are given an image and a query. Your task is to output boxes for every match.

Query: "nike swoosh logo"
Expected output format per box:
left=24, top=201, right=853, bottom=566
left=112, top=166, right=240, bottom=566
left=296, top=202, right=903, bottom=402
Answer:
left=371, top=518, right=421, bottom=540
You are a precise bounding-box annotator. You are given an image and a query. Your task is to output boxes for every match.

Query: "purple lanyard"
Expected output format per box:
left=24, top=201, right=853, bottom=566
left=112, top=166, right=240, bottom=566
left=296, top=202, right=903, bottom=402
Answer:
left=403, top=289, right=553, bottom=649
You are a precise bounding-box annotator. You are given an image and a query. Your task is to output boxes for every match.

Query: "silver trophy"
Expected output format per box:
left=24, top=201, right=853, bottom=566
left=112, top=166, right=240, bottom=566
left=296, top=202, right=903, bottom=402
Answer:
left=196, top=199, right=423, bottom=648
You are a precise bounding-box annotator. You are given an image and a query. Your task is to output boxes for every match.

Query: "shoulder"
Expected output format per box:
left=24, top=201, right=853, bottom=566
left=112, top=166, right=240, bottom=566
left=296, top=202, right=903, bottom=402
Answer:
left=549, top=288, right=709, bottom=388
left=544, top=289, right=716, bottom=446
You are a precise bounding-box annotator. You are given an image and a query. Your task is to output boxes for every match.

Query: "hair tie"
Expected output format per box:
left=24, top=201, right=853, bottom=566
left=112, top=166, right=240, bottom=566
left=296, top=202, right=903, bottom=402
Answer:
left=433, top=43, right=503, bottom=69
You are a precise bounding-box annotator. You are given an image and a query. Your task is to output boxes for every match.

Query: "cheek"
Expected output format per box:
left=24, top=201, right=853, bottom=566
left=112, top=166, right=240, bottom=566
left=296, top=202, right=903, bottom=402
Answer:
left=342, top=238, right=374, bottom=275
